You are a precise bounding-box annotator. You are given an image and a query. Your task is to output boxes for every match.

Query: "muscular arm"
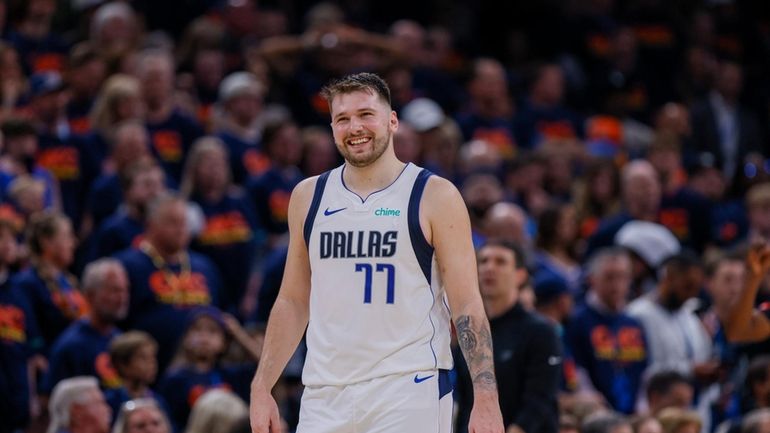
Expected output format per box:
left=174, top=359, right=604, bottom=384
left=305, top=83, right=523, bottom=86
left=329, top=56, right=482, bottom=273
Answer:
left=423, top=177, right=503, bottom=432
left=250, top=178, right=315, bottom=432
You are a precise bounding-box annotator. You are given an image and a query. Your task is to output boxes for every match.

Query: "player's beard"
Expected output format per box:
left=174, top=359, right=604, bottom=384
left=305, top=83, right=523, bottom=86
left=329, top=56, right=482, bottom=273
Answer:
left=339, top=130, right=391, bottom=168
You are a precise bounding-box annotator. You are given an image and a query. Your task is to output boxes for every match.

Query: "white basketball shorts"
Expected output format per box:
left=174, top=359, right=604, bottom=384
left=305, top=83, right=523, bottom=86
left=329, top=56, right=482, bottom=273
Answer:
left=297, top=369, right=453, bottom=433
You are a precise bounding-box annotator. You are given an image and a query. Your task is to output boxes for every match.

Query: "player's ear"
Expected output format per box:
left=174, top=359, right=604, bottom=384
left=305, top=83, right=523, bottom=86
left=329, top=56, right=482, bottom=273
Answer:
left=390, top=110, right=399, bottom=132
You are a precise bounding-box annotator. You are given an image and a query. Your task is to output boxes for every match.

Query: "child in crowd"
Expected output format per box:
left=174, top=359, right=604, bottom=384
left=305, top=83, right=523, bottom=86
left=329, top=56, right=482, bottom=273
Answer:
left=157, top=307, right=260, bottom=431
left=105, top=331, right=169, bottom=422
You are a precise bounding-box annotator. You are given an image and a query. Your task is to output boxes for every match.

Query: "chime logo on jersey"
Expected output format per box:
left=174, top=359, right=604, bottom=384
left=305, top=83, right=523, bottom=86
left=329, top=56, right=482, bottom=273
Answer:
left=0, top=305, right=26, bottom=342
left=374, top=208, right=401, bottom=217
left=319, top=230, right=398, bottom=259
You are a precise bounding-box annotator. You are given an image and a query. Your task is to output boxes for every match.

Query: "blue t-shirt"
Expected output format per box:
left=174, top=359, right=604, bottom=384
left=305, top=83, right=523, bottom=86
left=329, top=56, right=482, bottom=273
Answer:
left=89, top=209, right=144, bottom=261
left=215, top=130, right=269, bottom=185
left=114, top=247, right=221, bottom=370
left=6, top=29, right=69, bottom=75
left=146, top=110, right=204, bottom=184
left=0, top=276, right=42, bottom=432
left=42, top=319, right=122, bottom=393
left=190, top=190, right=261, bottom=313
left=11, top=267, right=89, bottom=351
left=157, top=364, right=254, bottom=431
left=247, top=166, right=303, bottom=235
left=566, top=303, right=648, bottom=414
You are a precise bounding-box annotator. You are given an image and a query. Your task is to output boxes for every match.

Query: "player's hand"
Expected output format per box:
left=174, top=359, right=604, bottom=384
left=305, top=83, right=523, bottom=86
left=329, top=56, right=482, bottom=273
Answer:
left=747, top=243, right=770, bottom=278
left=469, top=392, right=505, bottom=433
left=250, top=385, right=283, bottom=433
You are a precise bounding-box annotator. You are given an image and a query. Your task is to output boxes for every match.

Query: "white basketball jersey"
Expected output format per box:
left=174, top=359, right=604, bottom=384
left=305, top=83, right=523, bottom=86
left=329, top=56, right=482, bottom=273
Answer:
left=302, top=163, right=453, bottom=386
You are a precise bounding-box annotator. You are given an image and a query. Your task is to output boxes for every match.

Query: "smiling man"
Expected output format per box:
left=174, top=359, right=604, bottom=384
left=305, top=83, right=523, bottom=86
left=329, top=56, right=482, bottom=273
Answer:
left=249, top=72, right=503, bottom=433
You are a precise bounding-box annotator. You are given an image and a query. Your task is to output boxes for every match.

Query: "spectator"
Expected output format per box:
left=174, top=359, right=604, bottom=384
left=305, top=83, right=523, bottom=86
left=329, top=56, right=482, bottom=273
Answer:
left=138, top=49, right=204, bottom=184
left=0, top=117, right=59, bottom=210
left=104, top=331, right=167, bottom=420
left=28, top=71, right=98, bottom=226
left=246, top=118, right=304, bottom=246
left=514, top=63, right=583, bottom=149
left=455, top=240, right=561, bottom=433
left=185, top=389, right=248, bottom=433
left=456, top=58, right=516, bottom=158
left=85, top=120, right=152, bottom=229
left=566, top=247, right=648, bottom=414
left=213, top=71, right=270, bottom=185
left=656, top=407, right=702, bottom=433
left=744, top=357, right=770, bottom=413
left=158, top=307, right=258, bottom=431
left=12, top=211, right=87, bottom=349
left=722, top=243, right=770, bottom=343
left=180, top=137, right=260, bottom=314
left=581, top=411, right=634, bottom=433
left=689, top=60, right=763, bottom=186
left=482, top=201, right=532, bottom=252
left=534, top=203, right=582, bottom=294
left=0, top=218, right=41, bottom=433
left=47, top=376, right=111, bottom=433
left=89, top=158, right=166, bottom=260
left=646, top=371, right=694, bottom=415
left=43, top=258, right=128, bottom=392
left=746, top=183, right=770, bottom=246
left=64, top=42, right=106, bottom=136
left=112, top=398, right=171, bottom=433
left=743, top=409, right=770, bottom=433
left=114, top=194, right=221, bottom=370
left=87, top=74, right=144, bottom=164
left=627, top=253, right=713, bottom=380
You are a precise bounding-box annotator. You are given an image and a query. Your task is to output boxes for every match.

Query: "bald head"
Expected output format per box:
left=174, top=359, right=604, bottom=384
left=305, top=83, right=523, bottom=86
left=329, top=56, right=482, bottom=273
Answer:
left=622, top=160, right=661, bottom=219
left=484, top=202, right=529, bottom=246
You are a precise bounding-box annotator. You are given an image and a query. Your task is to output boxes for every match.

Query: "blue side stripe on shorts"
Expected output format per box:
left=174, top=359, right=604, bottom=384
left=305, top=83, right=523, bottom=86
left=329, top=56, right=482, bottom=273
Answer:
left=438, top=369, right=452, bottom=399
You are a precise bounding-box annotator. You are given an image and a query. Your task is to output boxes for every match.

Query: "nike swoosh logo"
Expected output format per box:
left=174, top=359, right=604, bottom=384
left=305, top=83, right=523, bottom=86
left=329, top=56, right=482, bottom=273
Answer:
left=324, top=207, right=346, bottom=216
left=414, top=374, right=434, bottom=383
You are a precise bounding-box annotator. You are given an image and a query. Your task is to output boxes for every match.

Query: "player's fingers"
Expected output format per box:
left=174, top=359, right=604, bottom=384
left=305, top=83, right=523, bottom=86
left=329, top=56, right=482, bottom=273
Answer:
left=269, top=407, right=283, bottom=433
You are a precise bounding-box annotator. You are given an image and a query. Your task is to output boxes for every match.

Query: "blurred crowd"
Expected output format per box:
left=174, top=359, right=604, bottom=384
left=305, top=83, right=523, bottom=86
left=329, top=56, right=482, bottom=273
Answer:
left=1, top=0, right=770, bottom=433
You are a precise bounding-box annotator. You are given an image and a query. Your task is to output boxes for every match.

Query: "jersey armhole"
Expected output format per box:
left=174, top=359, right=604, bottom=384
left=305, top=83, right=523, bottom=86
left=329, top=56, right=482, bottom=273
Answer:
left=303, top=171, right=331, bottom=246
left=408, top=169, right=434, bottom=284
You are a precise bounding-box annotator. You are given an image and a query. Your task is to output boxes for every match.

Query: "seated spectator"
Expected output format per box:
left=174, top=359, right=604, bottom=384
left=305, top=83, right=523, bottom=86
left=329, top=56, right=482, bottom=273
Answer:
left=744, top=356, right=770, bottom=413
left=105, top=331, right=167, bottom=420
left=47, top=376, right=111, bottom=433
left=12, top=211, right=88, bottom=349
left=158, top=307, right=259, bottom=431
left=112, top=398, right=171, bottom=433
left=114, top=194, right=221, bottom=371
left=43, top=258, right=129, bottom=392
left=185, top=389, right=248, bottom=433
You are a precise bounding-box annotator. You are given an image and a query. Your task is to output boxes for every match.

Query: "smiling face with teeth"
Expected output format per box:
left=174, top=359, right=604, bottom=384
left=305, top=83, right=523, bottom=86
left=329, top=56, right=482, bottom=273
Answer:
left=329, top=89, right=398, bottom=168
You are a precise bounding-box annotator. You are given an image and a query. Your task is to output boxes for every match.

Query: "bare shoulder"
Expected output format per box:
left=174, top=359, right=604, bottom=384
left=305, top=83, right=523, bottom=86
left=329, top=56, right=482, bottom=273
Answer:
left=422, top=175, right=466, bottom=216
left=287, top=176, right=321, bottom=225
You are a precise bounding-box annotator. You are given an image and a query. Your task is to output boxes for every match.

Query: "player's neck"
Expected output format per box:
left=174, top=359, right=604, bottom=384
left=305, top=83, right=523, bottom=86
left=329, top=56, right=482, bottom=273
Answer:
left=343, top=151, right=406, bottom=198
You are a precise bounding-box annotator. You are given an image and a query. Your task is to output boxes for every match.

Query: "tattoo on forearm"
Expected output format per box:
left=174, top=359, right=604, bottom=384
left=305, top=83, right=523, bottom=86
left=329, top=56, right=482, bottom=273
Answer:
left=456, top=314, right=497, bottom=391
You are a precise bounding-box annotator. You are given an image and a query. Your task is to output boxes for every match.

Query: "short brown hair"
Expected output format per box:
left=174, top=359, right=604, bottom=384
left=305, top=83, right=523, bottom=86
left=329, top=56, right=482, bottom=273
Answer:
left=109, top=331, right=157, bottom=373
left=320, top=72, right=391, bottom=108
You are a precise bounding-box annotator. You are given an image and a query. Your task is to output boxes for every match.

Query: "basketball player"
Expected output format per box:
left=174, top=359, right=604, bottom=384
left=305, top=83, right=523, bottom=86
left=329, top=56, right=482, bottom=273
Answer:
left=249, top=73, right=504, bottom=433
